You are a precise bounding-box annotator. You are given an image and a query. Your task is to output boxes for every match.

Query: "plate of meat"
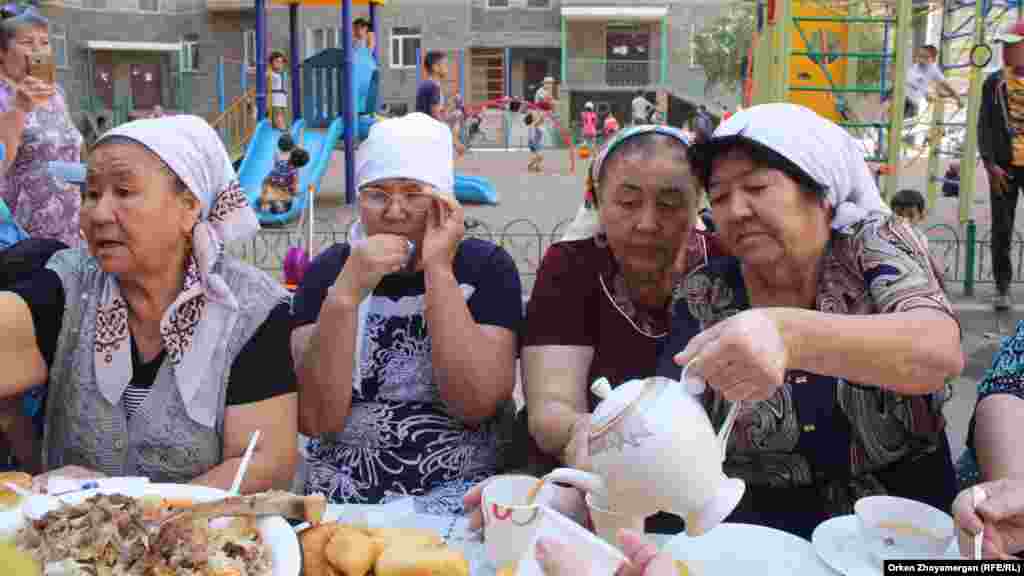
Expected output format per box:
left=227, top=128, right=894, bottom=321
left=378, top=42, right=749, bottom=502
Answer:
left=8, top=483, right=313, bottom=576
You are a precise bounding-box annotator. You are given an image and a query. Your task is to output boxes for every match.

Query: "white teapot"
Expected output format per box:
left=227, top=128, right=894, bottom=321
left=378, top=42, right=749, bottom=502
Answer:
left=544, top=376, right=745, bottom=537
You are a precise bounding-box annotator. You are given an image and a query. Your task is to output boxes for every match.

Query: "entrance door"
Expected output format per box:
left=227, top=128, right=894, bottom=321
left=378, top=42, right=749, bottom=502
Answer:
left=130, top=63, right=162, bottom=110
left=524, top=59, right=547, bottom=101
left=606, top=26, right=650, bottom=87
left=93, top=60, right=114, bottom=110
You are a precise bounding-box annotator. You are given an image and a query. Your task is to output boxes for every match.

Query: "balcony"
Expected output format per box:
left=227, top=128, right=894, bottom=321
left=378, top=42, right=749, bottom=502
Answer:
left=565, top=57, right=663, bottom=89
left=207, top=0, right=253, bottom=11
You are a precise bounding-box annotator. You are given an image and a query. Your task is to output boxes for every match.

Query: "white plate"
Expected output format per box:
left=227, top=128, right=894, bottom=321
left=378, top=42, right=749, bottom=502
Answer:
left=665, top=523, right=833, bottom=576
left=4, top=483, right=299, bottom=576
left=812, top=515, right=961, bottom=576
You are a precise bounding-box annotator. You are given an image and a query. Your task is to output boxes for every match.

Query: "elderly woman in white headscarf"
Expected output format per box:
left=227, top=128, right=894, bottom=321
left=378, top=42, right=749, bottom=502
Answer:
left=290, top=113, right=521, bottom=513
left=659, top=103, right=963, bottom=538
left=0, top=115, right=298, bottom=492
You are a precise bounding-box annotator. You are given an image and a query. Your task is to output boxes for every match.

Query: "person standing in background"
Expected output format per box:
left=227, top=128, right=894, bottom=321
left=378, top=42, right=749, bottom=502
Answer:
left=416, top=51, right=465, bottom=157
left=979, top=20, right=1024, bottom=310
left=353, top=17, right=375, bottom=53
left=267, top=51, right=289, bottom=131
left=580, top=102, right=598, bottom=152
left=631, top=91, right=653, bottom=125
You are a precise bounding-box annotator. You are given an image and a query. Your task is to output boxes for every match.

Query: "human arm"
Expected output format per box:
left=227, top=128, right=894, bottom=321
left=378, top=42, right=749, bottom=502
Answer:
left=677, top=218, right=963, bottom=400
left=291, top=245, right=358, bottom=437
left=0, top=79, right=51, bottom=173
left=974, top=394, right=1024, bottom=481
left=519, top=242, right=596, bottom=461
left=191, top=302, right=299, bottom=493
left=0, top=293, right=47, bottom=398
left=954, top=479, right=1024, bottom=559
left=421, top=200, right=520, bottom=425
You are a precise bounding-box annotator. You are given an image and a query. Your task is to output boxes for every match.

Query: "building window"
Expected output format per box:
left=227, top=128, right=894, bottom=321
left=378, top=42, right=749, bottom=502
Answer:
left=485, top=0, right=510, bottom=9
left=525, top=0, right=551, bottom=8
left=244, top=29, right=257, bottom=70
left=82, top=0, right=107, bottom=9
left=389, top=26, right=421, bottom=69
left=49, top=23, right=67, bottom=68
left=138, top=0, right=158, bottom=11
left=182, top=41, right=199, bottom=72
left=306, top=27, right=339, bottom=58
left=689, top=22, right=701, bottom=69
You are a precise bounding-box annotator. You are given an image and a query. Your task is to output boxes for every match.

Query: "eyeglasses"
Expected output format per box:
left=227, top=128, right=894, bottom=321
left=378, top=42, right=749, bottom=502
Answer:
left=360, top=188, right=434, bottom=214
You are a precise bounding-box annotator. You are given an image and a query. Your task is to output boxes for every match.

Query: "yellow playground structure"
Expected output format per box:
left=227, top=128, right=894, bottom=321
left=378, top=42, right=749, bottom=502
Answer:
left=750, top=0, right=1016, bottom=295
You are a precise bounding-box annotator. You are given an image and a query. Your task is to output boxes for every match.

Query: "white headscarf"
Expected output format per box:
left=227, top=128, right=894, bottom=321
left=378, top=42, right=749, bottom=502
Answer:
left=92, top=115, right=259, bottom=428
left=708, top=103, right=889, bottom=231
left=347, top=112, right=457, bottom=393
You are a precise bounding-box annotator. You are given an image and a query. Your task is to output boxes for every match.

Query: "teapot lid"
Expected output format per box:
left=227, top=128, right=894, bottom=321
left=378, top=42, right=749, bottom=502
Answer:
left=590, top=377, right=648, bottom=430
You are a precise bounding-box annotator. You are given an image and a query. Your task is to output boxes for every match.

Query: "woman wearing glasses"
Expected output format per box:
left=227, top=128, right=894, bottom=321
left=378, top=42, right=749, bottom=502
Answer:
left=291, top=113, right=522, bottom=513
left=0, top=5, right=83, bottom=246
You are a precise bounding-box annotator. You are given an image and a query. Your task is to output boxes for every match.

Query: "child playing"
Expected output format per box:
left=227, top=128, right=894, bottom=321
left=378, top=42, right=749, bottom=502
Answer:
left=603, top=112, right=620, bottom=142
left=580, top=102, right=598, bottom=153
left=891, top=188, right=926, bottom=228
left=526, top=112, right=545, bottom=173
left=268, top=51, right=289, bottom=131
left=260, top=134, right=310, bottom=214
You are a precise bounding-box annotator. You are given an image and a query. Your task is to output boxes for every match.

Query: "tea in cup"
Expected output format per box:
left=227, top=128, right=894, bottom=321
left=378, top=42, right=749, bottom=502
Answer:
left=585, top=492, right=645, bottom=550
left=481, top=475, right=554, bottom=569
left=855, top=496, right=955, bottom=560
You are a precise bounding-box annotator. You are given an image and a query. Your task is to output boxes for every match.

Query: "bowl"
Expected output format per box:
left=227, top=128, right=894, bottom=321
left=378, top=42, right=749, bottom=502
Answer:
left=854, top=495, right=955, bottom=560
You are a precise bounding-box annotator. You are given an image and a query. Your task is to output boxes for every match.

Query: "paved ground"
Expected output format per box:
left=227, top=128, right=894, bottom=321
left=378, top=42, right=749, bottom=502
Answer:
left=297, top=148, right=1024, bottom=463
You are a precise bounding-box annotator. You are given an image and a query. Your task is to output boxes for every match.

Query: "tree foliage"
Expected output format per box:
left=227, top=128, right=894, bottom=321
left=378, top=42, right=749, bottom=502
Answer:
left=689, top=0, right=888, bottom=94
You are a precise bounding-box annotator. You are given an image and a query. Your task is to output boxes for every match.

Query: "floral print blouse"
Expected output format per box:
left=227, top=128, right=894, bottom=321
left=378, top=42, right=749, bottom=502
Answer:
left=0, top=81, right=84, bottom=247
left=671, top=215, right=958, bottom=536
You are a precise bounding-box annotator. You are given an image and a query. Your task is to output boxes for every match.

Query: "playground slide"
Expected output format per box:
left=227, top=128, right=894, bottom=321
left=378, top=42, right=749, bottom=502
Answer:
left=242, top=117, right=346, bottom=226
left=238, top=120, right=302, bottom=204
left=454, top=173, right=498, bottom=205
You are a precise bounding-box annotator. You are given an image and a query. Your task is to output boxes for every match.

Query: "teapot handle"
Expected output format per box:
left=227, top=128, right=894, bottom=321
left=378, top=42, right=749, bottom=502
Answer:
left=715, top=402, right=740, bottom=463
left=543, top=468, right=608, bottom=498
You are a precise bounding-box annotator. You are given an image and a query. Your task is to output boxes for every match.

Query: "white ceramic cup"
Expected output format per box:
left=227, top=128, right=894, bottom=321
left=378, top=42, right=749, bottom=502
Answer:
left=586, top=492, right=645, bottom=550
left=481, top=475, right=551, bottom=570
left=516, top=506, right=628, bottom=576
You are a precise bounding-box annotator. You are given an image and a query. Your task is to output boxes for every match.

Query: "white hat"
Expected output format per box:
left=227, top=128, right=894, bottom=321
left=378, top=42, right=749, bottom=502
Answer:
left=584, top=101, right=594, bottom=110
left=355, top=112, right=455, bottom=199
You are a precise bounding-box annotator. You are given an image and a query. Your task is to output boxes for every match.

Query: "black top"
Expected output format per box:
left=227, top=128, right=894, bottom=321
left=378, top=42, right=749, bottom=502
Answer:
left=10, top=268, right=297, bottom=406
left=415, top=80, right=442, bottom=118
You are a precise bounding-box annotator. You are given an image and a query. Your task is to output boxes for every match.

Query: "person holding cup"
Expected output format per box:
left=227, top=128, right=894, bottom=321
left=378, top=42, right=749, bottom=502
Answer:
left=953, top=479, right=1024, bottom=559
left=292, top=113, right=522, bottom=513
left=0, top=4, right=83, bottom=247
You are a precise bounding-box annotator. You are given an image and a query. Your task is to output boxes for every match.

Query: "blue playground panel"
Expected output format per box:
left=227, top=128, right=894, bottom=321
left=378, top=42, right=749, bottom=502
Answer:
left=454, top=173, right=498, bottom=205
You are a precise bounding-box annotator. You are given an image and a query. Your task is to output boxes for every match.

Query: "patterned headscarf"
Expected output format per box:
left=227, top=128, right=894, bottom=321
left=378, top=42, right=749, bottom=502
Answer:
left=92, top=115, right=258, bottom=428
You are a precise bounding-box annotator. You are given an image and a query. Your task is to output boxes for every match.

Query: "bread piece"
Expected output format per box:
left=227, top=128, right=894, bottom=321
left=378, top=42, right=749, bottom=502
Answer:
left=325, top=524, right=383, bottom=576
left=373, top=545, right=469, bottom=576
left=0, top=471, right=31, bottom=510
left=496, top=564, right=517, bottom=576
left=300, top=523, right=342, bottom=576
left=364, top=527, right=444, bottom=550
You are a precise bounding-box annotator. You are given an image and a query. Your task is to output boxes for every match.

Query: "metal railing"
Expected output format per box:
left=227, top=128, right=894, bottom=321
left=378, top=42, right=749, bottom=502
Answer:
left=209, top=88, right=258, bottom=161
left=564, top=58, right=661, bottom=88
left=224, top=218, right=1023, bottom=295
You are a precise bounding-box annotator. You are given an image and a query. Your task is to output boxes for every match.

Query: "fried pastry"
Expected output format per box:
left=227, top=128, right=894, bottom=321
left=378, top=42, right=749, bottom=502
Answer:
left=325, top=524, right=384, bottom=576
left=364, top=526, right=445, bottom=550
left=299, top=523, right=342, bottom=576
left=373, top=545, right=469, bottom=576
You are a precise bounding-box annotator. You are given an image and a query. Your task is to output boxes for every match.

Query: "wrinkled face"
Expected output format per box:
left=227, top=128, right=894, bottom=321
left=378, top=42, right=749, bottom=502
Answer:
left=0, top=24, right=48, bottom=82
left=708, top=147, right=831, bottom=271
left=358, top=178, right=434, bottom=242
left=597, top=144, right=697, bottom=284
left=83, top=142, right=200, bottom=277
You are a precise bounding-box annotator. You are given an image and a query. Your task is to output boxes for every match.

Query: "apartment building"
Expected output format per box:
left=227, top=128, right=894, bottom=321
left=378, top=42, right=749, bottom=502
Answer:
left=38, top=0, right=735, bottom=128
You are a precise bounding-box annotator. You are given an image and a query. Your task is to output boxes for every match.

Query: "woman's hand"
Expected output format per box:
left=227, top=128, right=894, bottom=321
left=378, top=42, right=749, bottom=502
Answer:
left=335, top=234, right=413, bottom=302
left=14, top=77, right=54, bottom=113
left=954, top=480, right=1024, bottom=559
left=421, top=196, right=464, bottom=272
left=31, top=466, right=107, bottom=493
left=536, top=530, right=677, bottom=576
left=674, top=309, right=787, bottom=403
left=463, top=477, right=588, bottom=531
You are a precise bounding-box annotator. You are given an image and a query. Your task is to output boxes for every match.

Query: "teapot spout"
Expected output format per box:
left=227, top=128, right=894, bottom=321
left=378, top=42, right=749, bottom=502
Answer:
left=543, top=468, right=608, bottom=499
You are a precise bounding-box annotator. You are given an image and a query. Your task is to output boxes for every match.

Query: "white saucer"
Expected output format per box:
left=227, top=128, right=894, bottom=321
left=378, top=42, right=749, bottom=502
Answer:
left=812, top=515, right=961, bottom=576
left=666, top=522, right=833, bottom=576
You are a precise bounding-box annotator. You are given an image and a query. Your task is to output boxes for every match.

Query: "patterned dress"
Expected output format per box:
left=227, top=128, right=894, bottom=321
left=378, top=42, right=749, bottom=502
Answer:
left=0, top=81, right=83, bottom=247
left=956, top=320, right=1024, bottom=488
left=659, top=215, right=958, bottom=538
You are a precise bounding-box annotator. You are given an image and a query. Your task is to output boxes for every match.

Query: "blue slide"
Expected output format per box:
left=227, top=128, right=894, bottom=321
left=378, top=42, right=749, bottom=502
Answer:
left=454, top=173, right=498, bottom=205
